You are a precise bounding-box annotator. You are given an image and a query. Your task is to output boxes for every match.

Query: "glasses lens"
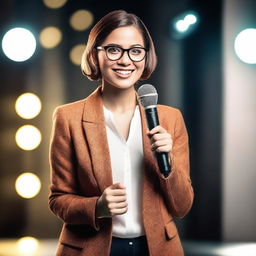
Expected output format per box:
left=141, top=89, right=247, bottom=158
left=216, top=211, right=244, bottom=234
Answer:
left=129, top=48, right=146, bottom=61
left=106, top=46, right=122, bottom=60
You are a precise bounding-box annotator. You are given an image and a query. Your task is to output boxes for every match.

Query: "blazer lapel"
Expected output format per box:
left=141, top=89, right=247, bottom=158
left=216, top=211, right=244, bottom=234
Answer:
left=82, top=86, right=113, bottom=193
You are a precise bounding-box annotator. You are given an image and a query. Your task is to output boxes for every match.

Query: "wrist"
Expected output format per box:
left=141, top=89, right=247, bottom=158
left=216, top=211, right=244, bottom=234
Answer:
left=96, top=197, right=109, bottom=219
left=96, top=197, right=103, bottom=218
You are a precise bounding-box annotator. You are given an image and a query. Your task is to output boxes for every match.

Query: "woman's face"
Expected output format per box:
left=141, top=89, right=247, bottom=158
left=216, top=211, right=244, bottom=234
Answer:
left=97, top=26, right=146, bottom=90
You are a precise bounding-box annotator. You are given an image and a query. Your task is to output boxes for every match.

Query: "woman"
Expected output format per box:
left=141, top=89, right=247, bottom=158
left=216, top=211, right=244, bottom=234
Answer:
left=49, top=10, right=194, bottom=256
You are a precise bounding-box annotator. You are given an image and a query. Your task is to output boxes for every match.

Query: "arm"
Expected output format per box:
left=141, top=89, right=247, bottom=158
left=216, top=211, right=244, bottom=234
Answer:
left=48, top=107, right=99, bottom=230
left=149, top=109, right=194, bottom=218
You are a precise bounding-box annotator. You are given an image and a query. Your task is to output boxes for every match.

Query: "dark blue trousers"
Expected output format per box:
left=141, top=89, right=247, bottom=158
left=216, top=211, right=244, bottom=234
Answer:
left=110, top=236, right=149, bottom=256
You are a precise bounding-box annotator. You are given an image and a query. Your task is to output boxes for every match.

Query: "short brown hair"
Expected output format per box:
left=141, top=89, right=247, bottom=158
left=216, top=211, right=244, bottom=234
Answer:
left=81, top=10, right=157, bottom=81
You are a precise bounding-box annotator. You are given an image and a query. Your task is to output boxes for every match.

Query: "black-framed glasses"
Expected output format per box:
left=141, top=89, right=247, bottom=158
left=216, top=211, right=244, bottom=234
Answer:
left=96, top=45, right=147, bottom=62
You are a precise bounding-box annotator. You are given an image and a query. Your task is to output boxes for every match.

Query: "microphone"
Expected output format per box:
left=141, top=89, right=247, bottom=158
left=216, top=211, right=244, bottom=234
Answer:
left=137, top=84, right=171, bottom=178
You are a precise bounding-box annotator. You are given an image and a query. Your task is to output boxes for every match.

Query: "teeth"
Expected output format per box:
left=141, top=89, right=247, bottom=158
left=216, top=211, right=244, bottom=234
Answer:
left=115, top=70, right=132, bottom=75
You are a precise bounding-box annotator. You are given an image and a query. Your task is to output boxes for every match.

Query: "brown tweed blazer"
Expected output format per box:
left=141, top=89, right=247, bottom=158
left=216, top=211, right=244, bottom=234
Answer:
left=49, top=86, right=194, bottom=256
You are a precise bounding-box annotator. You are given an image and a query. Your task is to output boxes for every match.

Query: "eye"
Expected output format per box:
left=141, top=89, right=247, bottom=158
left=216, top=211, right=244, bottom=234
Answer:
left=107, top=46, right=121, bottom=54
left=130, top=48, right=144, bottom=55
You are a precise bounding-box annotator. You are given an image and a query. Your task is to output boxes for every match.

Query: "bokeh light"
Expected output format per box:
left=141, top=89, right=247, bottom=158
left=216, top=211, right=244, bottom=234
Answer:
left=2, top=27, right=36, bottom=62
left=43, top=0, right=67, bottom=9
left=69, top=44, right=85, bottom=66
left=184, top=14, right=197, bottom=25
left=17, top=237, right=39, bottom=254
left=15, top=125, right=41, bottom=151
left=15, top=173, right=41, bottom=199
left=172, top=11, right=199, bottom=39
left=234, top=28, right=256, bottom=64
left=39, top=26, right=62, bottom=49
left=70, top=10, right=94, bottom=31
left=213, top=243, right=256, bottom=256
left=15, top=93, right=41, bottom=119
left=175, top=20, right=189, bottom=32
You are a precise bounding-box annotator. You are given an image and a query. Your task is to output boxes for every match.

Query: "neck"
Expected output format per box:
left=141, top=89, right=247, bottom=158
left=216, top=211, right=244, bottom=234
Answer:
left=101, top=84, right=137, bottom=113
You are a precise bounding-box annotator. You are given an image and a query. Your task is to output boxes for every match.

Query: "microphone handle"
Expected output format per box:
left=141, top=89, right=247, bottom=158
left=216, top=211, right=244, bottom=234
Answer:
left=145, top=107, right=171, bottom=177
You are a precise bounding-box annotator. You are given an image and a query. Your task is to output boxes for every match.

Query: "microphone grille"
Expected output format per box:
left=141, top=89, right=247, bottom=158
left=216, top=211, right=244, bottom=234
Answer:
left=137, top=84, right=158, bottom=108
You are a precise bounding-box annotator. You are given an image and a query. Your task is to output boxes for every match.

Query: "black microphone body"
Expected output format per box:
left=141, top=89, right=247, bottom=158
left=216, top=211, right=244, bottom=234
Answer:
left=145, top=107, right=171, bottom=178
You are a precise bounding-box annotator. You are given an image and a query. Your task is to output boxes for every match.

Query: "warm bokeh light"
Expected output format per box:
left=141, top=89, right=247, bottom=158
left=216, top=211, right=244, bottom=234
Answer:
left=43, top=0, right=67, bottom=9
left=15, top=173, right=41, bottom=199
left=39, top=26, right=62, bottom=49
left=69, top=44, right=85, bottom=66
left=213, top=243, right=256, bottom=256
left=15, top=93, right=41, bottom=119
left=69, top=9, right=94, bottom=31
left=17, top=237, right=39, bottom=254
left=234, top=28, right=256, bottom=64
left=2, top=27, right=36, bottom=62
left=15, top=125, right=41, bottom=151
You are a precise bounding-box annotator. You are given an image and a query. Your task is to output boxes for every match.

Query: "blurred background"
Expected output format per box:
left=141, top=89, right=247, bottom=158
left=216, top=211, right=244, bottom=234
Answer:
left=0, top=0, right=255, bottom=255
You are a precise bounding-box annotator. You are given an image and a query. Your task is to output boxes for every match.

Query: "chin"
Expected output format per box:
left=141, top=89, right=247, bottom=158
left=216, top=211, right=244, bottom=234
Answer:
left=116, top=83, right=136, bottom=90
left=108, top=79, right=137, bottom=90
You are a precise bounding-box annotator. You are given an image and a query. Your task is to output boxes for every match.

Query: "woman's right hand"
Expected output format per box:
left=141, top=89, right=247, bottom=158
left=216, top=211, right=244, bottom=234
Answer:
left=96, top=183, right=128, bottom=218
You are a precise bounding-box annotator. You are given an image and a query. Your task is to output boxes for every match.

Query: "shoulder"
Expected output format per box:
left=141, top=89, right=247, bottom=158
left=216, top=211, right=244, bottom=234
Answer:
left=55, top=99, right=85, bottom=113
left=157, top=105, right=188, bottom=139
left=158, top=104, right=179, bottom=113
left=53, top=86, right=101, bottom=119
left=53, top=99, right=86, bottom=120
left=157, top=104, right=181, bottom=119
left=157, top=104, right=186, bottom=130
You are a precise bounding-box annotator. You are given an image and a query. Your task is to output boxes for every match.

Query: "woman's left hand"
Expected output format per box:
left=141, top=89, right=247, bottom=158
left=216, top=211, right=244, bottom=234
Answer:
left=147, top=125, right=173, bottom=154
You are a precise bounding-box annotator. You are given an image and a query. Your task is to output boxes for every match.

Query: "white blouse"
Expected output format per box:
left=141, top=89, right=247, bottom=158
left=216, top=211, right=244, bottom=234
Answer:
left=103, top=105, right=145, bottom=238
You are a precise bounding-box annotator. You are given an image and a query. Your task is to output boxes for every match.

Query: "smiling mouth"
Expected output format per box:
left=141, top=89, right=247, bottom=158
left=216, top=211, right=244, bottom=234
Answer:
left=113, top=69, right=134, bottom=75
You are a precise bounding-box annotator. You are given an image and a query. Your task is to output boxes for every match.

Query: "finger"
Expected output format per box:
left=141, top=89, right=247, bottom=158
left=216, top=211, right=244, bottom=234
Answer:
left=107, top=195, right=127, bottom=203
left=148, top=125, right=166, bottom=135
left=151, top=133, right=171, bottom=143
left=151, top=139, right=172, bottom=151
left=155, top=145, right=172, bottom=153
left=110, top=189, right=126, bottom=196
left=110, top=207, right=128, bottom=215
left=109, top=201, right=128, bottom=209
left=105, top=189, right=126, bottom=199
left=111, top=182, right=125, bottom=189
left=114, top=201, right=128, bottom=209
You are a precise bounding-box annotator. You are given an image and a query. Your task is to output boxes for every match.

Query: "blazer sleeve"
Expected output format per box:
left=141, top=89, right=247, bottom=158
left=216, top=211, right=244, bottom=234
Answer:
left=48, top=107, right=100, bottom=231
left=158, top=109, right=194, bottom=218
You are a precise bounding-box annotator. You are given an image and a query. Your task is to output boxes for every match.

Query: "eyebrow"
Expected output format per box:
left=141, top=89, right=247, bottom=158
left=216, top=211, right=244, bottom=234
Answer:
left=104, top=43, right=145, bottom=48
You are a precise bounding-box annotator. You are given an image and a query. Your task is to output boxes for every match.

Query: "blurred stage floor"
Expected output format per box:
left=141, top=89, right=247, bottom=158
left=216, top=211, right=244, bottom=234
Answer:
left=0, top=239, right=256, bottom=256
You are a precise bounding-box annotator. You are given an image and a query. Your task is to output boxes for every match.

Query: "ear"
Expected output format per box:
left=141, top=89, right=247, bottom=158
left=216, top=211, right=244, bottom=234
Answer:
left=92, top=48, right=99, bottom=66
left=91, top=48, right=102, bottom=80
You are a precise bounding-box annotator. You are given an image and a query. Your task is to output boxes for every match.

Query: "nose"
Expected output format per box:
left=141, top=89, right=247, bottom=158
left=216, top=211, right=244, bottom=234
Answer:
left=117, top=51, right=131, bottom=65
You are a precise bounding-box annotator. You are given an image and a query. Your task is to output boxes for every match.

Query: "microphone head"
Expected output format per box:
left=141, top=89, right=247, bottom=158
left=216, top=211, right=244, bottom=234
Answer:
left=137, top=84, right=158, bottom=108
